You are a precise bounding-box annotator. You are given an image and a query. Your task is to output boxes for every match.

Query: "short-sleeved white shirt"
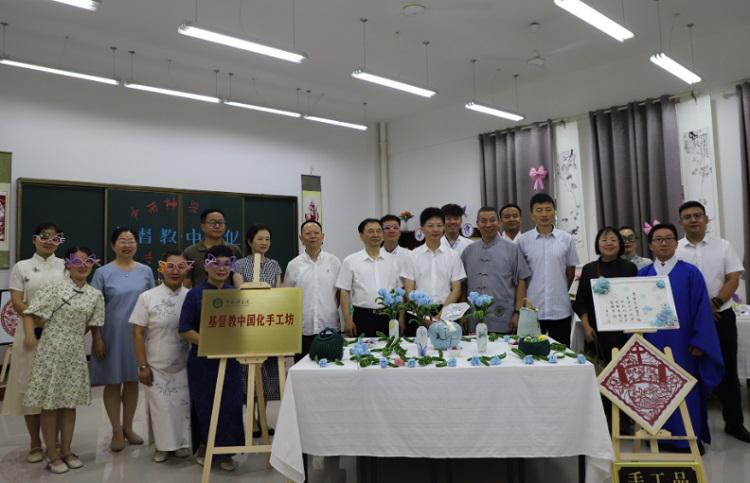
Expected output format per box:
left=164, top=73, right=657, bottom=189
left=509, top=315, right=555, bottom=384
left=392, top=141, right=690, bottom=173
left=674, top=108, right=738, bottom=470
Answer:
left=402, top=244, right=466, bottom=304
left=129, top=284, right=189, bottom=371
left=284, top=250, right=341, bottom=335
left=335, top=248, right=402, bottom=309
left=9, top=253, right=66, bottom=303
left=440, top=235, right=474, bottom=256
left=677, top=236, right=744, bottom=311
left=383, top=244, right=412, bottom=278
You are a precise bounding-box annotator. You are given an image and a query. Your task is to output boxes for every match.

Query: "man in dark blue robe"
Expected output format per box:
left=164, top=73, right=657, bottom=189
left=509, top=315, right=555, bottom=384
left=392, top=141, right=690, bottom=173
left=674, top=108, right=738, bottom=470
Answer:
left=638, top=224, right=724, bottom=450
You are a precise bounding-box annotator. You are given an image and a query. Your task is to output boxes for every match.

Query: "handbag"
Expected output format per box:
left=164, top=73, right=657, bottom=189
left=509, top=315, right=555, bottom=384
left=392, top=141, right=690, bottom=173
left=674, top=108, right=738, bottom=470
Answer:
left=307, top=328, right=344, bottom=361
left=516, top=298, right=541, bottom=337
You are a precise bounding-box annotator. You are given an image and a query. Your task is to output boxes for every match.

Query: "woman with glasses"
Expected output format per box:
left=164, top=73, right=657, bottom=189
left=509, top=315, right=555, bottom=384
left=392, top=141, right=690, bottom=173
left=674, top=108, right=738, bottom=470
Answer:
left=22, top=246, right=105, bottom=473
left=618, top=226, right=651, bottom=270
left=179, top=245, right=244, bottom=471
left=2, top=222, right=67, bottom=464
left=130, top=250, right=193, bottom=463
left=89, top=227, right=155, bottom=451
left=574, top=227, right=638, bottom=365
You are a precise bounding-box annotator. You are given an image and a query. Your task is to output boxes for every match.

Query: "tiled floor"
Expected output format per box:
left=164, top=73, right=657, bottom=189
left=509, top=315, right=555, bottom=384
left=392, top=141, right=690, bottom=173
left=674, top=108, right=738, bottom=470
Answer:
left=1, top=386, right=748, bottom=482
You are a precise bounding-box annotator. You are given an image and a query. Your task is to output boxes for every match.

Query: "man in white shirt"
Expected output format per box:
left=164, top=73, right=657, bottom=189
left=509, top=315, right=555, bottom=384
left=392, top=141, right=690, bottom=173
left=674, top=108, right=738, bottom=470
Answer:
left=284, top=220, right=342, bottom=361
left=499, top=203, right=523, bottom=243
left=402, top=207, right=466, bottom=333
left=676, top=201, right=750, bottom=443
left=336, top=218, right=402, bottom=337
left=380, top=214, right=411, bottom=276
left=440, top=203, right=473, bottom=255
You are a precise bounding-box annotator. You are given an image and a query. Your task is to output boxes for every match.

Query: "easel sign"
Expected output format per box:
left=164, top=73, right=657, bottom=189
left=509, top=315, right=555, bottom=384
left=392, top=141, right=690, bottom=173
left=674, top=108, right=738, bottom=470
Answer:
left=591, top=276, right=679, bottom=332
left=198, top=287, right=302, bottom=357
left=614, top=462, right=702, bottom=483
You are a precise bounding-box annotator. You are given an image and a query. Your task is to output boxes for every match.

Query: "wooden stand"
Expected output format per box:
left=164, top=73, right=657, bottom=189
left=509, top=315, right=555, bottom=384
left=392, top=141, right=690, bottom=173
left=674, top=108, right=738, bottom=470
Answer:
left=200, top=253, right=291, bottom=483
left=610, top=340, right=706, bottom=483
left=0, top=344, right=11, bottom=388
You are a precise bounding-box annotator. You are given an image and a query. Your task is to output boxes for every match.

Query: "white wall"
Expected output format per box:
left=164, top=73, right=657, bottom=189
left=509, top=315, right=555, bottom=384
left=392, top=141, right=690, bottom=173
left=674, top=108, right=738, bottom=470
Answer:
left=0, top=68, right=380, bottom=287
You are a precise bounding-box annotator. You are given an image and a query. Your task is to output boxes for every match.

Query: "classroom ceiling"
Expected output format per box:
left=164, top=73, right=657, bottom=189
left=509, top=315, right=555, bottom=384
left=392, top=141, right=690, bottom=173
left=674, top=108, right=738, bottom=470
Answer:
left=1, top=0, right=749, bottom=125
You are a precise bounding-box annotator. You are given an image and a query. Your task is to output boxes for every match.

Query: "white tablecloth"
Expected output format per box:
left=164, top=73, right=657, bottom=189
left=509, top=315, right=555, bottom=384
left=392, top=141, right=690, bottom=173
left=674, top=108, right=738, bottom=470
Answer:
left=270, top=339, right=613, bottom=483
left=736, top=312, right=750, bottom=380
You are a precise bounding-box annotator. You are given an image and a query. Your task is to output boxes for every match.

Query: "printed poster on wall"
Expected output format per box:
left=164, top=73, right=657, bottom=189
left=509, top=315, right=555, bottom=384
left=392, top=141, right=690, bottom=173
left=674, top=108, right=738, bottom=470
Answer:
left=1, top=290, right=19, bottom=345
left=553, top=122, right=589, bottom=261
left=301, top=175, right=322, bottom=224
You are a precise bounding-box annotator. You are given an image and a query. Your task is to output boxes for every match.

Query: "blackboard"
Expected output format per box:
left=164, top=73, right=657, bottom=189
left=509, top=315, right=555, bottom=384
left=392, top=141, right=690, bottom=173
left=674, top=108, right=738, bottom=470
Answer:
left=17, top=179, right=297, bottom=277
left=18, top=183, right=105, bottom=262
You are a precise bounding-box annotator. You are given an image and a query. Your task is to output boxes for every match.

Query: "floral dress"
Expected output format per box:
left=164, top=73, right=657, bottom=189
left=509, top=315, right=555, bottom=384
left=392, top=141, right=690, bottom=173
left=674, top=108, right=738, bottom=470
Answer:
left=23, top=279, right=105, bottom=409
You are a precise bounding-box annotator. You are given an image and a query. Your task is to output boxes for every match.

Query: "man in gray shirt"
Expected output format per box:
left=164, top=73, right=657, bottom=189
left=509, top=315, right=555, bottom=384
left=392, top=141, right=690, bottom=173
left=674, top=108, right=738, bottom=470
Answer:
left=462, top=206, right=530, bottom=334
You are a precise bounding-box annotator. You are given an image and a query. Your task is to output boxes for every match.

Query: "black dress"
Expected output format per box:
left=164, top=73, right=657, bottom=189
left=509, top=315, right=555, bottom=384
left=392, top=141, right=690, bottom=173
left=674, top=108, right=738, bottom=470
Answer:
left=573, top=258, right=638, bottom=364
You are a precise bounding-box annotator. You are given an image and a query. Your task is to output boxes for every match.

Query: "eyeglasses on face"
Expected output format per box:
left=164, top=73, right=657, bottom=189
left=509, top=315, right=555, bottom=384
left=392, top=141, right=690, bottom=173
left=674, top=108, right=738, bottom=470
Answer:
left=621, top=235, right=638, bottom=243
left=34, top=233, right=66, bottom=245
left=204, top=220, right=226, bottom=227
left=159, top=260, right=194, bottom=272
left=651, top=237, right=676, bottom=245
left=680, top=213, right=705, bottom=221
left=65, top=254, right=101, bottom=267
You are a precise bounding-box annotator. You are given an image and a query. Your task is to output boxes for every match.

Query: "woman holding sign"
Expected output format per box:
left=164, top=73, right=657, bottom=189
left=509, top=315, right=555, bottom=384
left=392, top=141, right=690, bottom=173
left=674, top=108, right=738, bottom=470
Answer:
left=573, top=227, right=638, bottom=365
left=179, top=245, right=244, bottom=472
left=130, top=250, right=192, bottom=463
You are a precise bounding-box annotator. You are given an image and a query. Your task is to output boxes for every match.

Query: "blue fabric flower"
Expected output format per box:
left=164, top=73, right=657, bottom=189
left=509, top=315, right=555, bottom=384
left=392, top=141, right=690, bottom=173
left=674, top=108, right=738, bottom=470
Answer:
left=524, top=355, right=534, bottom=365
left=656, top=280, right=666, bottom=289
left=576, top=354, right=587, bottom=364
left=592, top=277, right=610, bottom=295
left=490, top=356, right=502, bottom=366
left=318, top=358, right=328, bottom=368
left=407, top=358, right=417, bottom=368
left=447, top=357, right=457, bottom=368
left=378, top=288, right=388, bottom=298
left=547, top=354, right=558, bottom=364
left=470, top=356, right=481, bottom=367
left=395, top=287, right=405, bottom=297
left=394, top=295, right=404, bottom=304
left=379, top=357, right=388, bottom=368
left=468, top=292, right=479, bottom=305
left=351, top=341, right=370, bottom=356
left=503, top=335, right=510, bottom=343
left=654, top=305, right=676, bottom=327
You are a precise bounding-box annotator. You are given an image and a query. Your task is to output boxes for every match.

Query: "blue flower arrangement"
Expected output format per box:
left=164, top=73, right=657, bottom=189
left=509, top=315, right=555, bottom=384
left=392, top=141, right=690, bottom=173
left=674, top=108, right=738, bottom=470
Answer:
left=592, top=277, right=610, bottom=295
left=406, top=290, right=442, bottom=327
left=350, top=341, right=371, bottom=357
left=654, top=304, right=676, bottom=327
left=467, top=291, right=494, bottom=323
left=376, top=287, right=406, bottom=320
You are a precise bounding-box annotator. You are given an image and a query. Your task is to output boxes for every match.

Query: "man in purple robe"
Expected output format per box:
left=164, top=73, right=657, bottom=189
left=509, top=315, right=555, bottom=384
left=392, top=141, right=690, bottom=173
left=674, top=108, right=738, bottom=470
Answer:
left=638, top=223, right=724, bottom=453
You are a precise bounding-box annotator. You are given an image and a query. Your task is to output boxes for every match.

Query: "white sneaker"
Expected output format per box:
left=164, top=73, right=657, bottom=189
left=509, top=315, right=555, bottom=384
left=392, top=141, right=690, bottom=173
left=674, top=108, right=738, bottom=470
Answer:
left=153, top=450, right=168, bottom=463
left=195, top=445, right=206, bottom=466
left=174, top=448, right=191, bottom=458
left=219, top=458, right=237, bottom=471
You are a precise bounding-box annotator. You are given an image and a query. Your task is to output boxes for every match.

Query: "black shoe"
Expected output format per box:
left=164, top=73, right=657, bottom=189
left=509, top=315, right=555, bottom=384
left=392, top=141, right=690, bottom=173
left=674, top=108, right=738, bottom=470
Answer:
left=251, top=428, right=275, bottom=438
left=725, top=425, right=750, bottom=443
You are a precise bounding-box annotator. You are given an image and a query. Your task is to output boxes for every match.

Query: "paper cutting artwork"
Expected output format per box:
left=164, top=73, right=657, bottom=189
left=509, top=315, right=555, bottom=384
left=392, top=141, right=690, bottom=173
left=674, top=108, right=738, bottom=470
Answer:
left=598, top=335, right=696, bottom=434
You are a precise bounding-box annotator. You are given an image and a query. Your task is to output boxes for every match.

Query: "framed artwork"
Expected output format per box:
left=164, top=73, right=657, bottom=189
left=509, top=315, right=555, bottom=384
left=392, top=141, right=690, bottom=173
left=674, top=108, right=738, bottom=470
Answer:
left=592, top=276, right=679, bottom=332
left=301, top=174, right=322, bottom=224
left=0, top=152, right=11, bottom=268
left=598, top=334, right=696, bottom=434
left=0, top=290, right=18, bottom=345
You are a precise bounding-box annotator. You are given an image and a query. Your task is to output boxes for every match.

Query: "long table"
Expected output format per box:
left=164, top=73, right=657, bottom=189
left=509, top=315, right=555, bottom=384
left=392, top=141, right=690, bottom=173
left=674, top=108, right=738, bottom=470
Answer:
left=270, top=338, right=614, bottom=483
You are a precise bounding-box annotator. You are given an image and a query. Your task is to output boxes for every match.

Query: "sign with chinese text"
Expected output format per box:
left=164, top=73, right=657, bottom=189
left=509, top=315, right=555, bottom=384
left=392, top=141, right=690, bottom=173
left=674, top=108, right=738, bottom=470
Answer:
left=614, top=462, right=701, bottom=483
left=599, top=334, right=696, bottom=434
left=198, top=287, right=302, bottom=358
left=592, top=276, right=679, bottom=332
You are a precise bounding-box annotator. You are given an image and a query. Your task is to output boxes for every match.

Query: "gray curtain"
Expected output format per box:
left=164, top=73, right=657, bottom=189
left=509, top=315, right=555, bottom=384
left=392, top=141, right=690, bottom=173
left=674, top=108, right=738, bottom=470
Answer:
left=737, top=82, right=750, bottom=301
left=479, top=123, right=553, bottom=231
left=589, top=95, right=682, bottom=254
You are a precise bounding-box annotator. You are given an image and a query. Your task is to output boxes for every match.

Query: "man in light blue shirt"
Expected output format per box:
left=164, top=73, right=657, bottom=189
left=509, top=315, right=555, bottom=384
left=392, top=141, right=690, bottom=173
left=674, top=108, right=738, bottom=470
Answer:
left=518, top=193, right=579, bottom=346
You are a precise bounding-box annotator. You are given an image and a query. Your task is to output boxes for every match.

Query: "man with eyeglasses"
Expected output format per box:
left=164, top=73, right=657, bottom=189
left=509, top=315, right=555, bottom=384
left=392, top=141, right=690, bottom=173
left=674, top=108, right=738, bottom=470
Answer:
left=674, top=201, right=750, bottom=443
left=618, top=226, right=651, bottom=270
left=638, top=223, right=724, bottom=454
left=182, top=208, right=243, bottom=288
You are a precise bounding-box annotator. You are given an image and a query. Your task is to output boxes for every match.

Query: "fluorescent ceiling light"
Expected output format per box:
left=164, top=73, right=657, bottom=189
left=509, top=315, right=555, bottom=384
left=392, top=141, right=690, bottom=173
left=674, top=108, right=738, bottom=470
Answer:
left=303, top=115, right=368, bottom=131
left=649, top=52, right=702, bottom=85
left=224, top=100, right=301, bottom=118
left=465, top=101, right=525, bottom=122
left=178, top=22, right=307, bottom=64
left=351, top=68, right=436, bottom=98
left=0, top=57, right=118, bottom=85
left=554, top=0, right=634, bottom=42
left=123, top=82, right=220, bottom=103
left=49, top=0, right=101, bottom=11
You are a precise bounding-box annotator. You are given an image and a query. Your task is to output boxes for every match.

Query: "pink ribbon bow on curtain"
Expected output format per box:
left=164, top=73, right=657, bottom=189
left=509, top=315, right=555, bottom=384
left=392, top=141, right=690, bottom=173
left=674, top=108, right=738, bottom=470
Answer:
left=642, top=219, right=662, bottom=235
left=529, top=165, right=548, bottom=191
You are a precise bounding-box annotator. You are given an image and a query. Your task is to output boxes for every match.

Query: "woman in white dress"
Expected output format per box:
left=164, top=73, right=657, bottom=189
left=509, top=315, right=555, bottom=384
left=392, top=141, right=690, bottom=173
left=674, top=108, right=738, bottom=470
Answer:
left=130, top=250, right=193, bottom=462
left=2, top=222, right=66, bottom=463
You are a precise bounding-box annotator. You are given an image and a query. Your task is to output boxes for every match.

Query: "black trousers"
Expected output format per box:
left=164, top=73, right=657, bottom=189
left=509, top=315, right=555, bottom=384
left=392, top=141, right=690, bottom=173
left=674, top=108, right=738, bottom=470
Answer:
left=716, top=308, right=744, bottom=429
left=353, top=307, right=390, bottom=337
left=539, top=316, right=572, bottom=347
left=294, top=334, right=318, bottom=363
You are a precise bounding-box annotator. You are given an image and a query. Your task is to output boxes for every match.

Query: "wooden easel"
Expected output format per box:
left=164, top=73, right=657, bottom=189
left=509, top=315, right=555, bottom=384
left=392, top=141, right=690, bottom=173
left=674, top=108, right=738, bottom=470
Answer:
left=0, top=345, right=11, bottom=388
left=610, top=333, right=706, bottom=483
left=201, top=254, right=292, bottom=483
